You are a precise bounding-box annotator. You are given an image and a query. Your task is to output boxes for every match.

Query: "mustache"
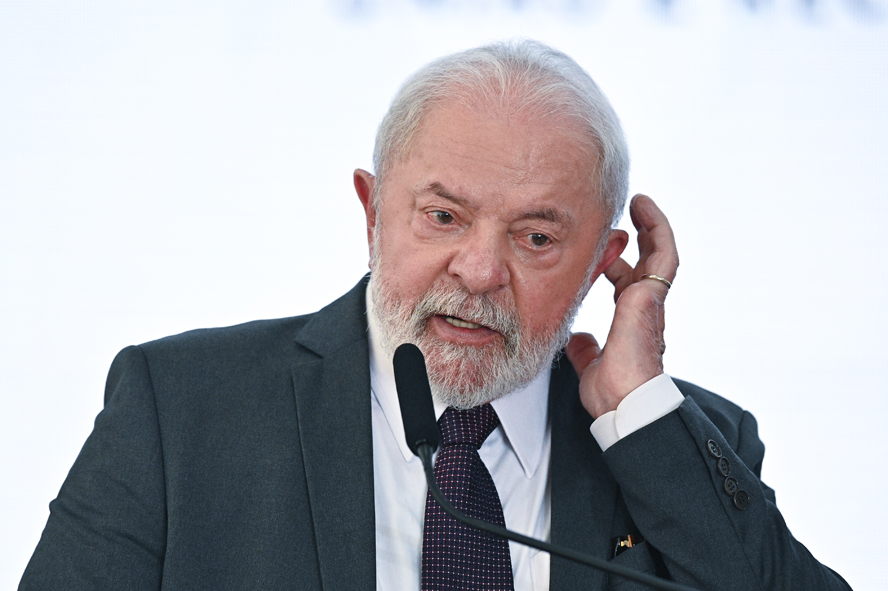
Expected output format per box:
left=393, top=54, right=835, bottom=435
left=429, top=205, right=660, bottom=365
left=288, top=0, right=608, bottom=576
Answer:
left=410, top=284, right=521, bottom=348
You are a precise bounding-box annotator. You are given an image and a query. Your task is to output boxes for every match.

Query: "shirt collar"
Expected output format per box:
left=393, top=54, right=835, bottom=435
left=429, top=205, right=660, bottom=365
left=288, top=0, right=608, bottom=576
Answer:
left=365, top=280, right=550, bottom=478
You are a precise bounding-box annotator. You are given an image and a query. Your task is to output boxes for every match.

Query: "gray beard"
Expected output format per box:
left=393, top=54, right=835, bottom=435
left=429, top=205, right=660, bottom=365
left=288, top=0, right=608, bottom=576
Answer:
left=369, top=258, right=590, bottom=410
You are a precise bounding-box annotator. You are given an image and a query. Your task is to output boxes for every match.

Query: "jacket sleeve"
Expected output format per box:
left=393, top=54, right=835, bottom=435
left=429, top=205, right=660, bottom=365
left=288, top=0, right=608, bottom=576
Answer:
left=19, top=346, right=166, bottom=591
left=601, top=391, right=851, bottom=591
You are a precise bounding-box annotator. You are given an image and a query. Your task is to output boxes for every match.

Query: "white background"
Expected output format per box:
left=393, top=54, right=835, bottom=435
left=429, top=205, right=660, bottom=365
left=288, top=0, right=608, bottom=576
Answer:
left=2, top=1, right=886, bottom=588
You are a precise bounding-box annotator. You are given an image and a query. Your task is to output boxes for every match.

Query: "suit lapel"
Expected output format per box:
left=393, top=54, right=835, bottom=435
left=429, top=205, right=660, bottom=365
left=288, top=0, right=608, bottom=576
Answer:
left=291, top=279, right=376, bottom=591
left=548, top=357, right=620, bottom=591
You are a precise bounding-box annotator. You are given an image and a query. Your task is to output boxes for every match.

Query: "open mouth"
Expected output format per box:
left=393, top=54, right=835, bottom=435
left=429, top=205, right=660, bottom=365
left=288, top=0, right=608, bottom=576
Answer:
left=442, top=315, right=484, bottom=330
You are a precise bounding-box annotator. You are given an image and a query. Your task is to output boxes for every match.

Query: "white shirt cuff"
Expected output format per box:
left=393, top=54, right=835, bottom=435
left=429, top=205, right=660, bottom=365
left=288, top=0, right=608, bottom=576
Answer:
left=589, top=374, right=684, bottom=452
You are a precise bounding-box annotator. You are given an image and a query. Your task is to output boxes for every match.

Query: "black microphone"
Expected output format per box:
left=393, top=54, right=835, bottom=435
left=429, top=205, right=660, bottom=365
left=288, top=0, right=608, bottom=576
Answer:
left=392, top=342, right=699, bottom=591
left=393, top=343, right=440, bottom=456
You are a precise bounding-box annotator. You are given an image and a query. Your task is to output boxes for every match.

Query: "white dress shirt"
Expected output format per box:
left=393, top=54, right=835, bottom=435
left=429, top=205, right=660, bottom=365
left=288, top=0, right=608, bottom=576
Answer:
left=366, top=285, right=684, bottom=591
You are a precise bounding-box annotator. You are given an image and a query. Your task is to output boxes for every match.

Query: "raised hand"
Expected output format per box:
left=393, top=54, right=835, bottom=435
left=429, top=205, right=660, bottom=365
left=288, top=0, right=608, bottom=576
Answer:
left=566, top=194, right=679, bottom=419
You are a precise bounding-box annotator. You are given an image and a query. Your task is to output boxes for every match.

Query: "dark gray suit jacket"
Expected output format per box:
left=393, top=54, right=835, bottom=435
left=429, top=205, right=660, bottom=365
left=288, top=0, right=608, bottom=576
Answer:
left=20, top=278, right=850, bottom=590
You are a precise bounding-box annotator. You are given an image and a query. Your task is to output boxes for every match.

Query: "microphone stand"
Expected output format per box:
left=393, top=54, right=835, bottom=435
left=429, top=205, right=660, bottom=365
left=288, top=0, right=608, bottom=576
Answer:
left=417, top=444, right=699, bottom=591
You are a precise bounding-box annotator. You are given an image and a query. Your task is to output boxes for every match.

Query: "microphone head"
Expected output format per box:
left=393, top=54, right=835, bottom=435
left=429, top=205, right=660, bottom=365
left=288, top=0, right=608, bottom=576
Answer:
left=393, top=343, right=440, bottom=456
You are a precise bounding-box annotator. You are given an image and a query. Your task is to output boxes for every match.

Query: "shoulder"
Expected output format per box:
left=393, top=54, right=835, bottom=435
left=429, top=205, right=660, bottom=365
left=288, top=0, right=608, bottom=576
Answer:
left=106, top=277, right=370, bottom=399
left=138, top=315, right=315, bottom=363
left=103, top=314, right=321, bottom=404
left=126, top=275, right=371, bottom=370
left=107, top=315, right=319, bottom=383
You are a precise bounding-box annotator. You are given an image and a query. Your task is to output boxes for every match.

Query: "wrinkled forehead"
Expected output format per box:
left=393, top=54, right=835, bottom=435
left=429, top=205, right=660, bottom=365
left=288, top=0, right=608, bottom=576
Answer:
left=385, top=97, right=603, bottom=209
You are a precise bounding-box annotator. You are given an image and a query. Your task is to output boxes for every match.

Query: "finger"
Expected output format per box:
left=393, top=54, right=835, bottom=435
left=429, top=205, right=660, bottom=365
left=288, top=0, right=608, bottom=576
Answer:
left=629, top=194, right=679, bottom=282
left=603, top=257, right=635, bottom=303
left=566, top=332, right=601, bottom=374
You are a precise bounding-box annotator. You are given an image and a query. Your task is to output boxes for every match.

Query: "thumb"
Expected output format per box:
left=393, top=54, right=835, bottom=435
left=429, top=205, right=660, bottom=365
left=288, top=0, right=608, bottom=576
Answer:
left=565, top=332, right=602, bottom=374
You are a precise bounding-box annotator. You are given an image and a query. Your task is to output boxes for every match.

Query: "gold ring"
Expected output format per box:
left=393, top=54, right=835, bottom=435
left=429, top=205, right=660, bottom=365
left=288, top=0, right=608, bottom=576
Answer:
left=641, top=274, right=672, bottom=289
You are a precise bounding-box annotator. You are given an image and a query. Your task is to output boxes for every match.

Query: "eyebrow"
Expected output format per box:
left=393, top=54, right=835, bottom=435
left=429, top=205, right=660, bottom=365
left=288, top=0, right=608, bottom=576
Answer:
left=424, top=182, right=471, bottom=207
left=523, top=208, right=567, bottom=225
left=420, top=181, right=571, bottom=227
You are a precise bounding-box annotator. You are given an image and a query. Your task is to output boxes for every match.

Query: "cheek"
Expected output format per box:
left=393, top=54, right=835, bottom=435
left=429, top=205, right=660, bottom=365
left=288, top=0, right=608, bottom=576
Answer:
left=511, top=264, right=590, bottom=329
left=377, top=236, right=448, bottom=293
left=514, top=281, right=568, bottom=325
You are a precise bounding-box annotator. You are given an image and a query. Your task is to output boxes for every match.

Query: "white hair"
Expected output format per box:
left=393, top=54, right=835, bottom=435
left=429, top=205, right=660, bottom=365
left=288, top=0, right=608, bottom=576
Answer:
left=372, top=39, right=630, bottom=229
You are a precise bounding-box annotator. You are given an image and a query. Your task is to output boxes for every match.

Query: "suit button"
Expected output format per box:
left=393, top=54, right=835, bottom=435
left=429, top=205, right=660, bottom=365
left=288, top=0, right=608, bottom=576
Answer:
left=723, top=477, right=739, bottom=495
left=733, top=489, right=750, bottom=510
left=717, top=457, right=731, bottom=477
left=707, top=439, right=722, bottom=458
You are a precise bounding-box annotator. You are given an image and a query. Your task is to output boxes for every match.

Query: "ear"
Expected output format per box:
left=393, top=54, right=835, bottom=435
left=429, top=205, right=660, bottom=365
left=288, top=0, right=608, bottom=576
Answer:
left=588, top=229, right=629, bottom=286
left=353, top=169, right=377, bottom=255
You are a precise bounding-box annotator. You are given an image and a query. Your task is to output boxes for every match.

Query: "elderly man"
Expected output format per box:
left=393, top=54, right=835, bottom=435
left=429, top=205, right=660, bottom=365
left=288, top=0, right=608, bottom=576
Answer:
left=20, top=41, right=848, bottom=590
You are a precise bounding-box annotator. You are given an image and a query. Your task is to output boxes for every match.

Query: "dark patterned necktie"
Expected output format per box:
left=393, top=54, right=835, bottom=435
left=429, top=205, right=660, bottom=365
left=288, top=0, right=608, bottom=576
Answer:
left=421, top=404, right=515, bottom=590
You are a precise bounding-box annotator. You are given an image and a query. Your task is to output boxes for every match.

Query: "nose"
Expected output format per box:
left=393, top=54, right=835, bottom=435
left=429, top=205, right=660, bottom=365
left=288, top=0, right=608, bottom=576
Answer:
left=446, top=229, right=510, bottom=295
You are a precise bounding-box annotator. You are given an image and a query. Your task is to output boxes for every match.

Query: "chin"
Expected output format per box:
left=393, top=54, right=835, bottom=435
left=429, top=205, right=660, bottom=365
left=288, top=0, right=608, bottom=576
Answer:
left=422, top=342, right=538, bottom=410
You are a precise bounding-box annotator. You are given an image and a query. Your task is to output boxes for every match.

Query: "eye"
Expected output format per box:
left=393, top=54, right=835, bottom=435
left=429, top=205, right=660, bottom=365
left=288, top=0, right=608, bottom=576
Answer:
left=529, top=233, right=550, bottom=247
left=431, top=211, right=454, bottom=224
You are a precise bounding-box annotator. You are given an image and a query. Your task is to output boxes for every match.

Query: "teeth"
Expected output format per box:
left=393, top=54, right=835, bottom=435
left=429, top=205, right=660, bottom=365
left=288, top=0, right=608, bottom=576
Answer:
left=444, top=316, right=483, bottom=329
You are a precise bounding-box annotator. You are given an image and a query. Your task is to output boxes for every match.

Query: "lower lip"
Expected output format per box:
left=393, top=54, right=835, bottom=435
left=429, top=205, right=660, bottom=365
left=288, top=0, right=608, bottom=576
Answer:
left=429, top=315, right=501, bottom=346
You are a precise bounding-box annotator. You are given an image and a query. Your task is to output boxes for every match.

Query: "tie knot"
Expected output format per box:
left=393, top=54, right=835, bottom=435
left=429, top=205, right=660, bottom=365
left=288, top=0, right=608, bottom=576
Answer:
left=438, top=404, right=499, bottom=449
